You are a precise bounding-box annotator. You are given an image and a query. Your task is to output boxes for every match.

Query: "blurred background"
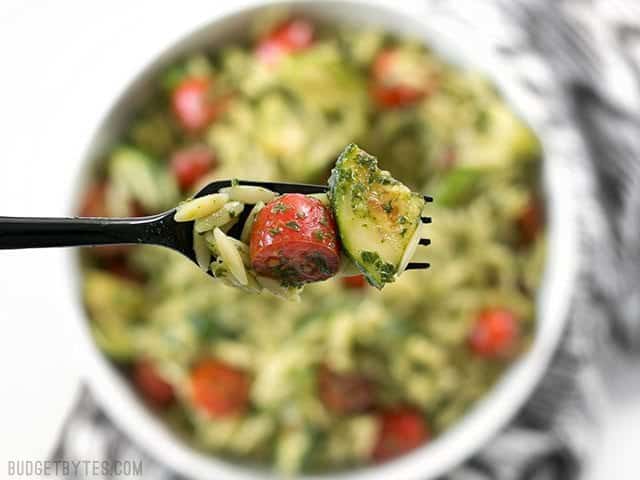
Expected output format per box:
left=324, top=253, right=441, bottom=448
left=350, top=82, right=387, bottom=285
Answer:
left=1, top=1, right=639, bottom=479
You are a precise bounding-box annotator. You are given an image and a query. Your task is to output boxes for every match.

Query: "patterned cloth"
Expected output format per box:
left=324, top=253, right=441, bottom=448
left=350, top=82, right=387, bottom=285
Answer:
left=52, top=1, right=640, bottom=478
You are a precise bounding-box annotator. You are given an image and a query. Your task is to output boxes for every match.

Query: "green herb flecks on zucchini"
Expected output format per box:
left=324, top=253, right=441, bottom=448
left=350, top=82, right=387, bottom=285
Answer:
left=328, top=144, right=425, bottom=289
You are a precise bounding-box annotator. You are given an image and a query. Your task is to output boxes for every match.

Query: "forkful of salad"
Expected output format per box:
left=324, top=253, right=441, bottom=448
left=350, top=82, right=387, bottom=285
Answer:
left=0, top=144, right=431, bottom=299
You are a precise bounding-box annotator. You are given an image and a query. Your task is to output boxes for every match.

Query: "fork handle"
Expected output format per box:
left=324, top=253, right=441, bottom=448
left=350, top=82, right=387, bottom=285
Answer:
left=0, top=215, right=167, bottom=249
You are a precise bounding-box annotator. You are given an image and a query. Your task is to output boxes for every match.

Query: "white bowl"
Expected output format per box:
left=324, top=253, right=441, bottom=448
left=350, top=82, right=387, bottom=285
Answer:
left=69, top=1, right=579, bottom=479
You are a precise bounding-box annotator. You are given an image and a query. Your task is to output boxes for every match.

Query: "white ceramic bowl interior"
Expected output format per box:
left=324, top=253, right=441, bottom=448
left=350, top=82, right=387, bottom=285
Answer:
left=69, top=1, right=579, bottom=479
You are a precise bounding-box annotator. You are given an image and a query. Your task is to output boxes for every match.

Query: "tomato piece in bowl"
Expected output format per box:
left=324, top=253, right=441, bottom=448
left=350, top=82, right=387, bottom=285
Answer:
left=372, top=407, right=430, bottom=462
left=171, top=77, right=230, bottom=132
left=317, top=364, right=375, bottom=415
left=341, top=274, right=368, bottom=289
left=79, top=182, right=131, bottom=258
left=132, top=359, right=175, bottom=409
left=370, top=48, right=436, bottom=109
left=190, top=358, right=250, bottom=418
left=256, top=19, right=314, bottom=65
left=517, top=197, right=544, bottom=245
left=170, top=145, right=217, bottom=190
left=469, top=308, right=521, bottom=359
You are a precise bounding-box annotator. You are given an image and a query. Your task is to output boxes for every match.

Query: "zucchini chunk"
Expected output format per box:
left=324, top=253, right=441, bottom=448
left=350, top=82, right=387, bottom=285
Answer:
left=328, top=144, right=425, bottom=288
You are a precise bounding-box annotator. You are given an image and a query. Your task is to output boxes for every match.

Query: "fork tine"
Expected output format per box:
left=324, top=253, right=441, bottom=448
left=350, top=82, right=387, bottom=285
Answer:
left=196, top=180, right=329, bottom=198
left=406, top=262, right=430, bottom=270
left=239, top=181, right=328, bottom=196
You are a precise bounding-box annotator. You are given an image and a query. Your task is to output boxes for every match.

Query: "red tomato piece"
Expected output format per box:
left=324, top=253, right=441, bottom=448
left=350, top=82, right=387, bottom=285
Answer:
left=171, top=77, right=223, bottom=131
left=372, top=408, right=430, bottom=462
left=132, top=359, right=175, bottom=408
left=105, top=257, right=146, bottom=283
left=256, top=19, right=314, bottom=65
left=80, top=182, right=109, bottom=218
left=255, top=41, right=287, bottom=66
left=317, top=364, right=375, bottom=414
left=190, top=358, right=250, bottom=418
left=80, top=182, right=146, bottom=218
left=371, top=84, right=426, bottom=109
left=79, top=183, right=130, bottom=258
left=517, top=199, right=543, bottom=244
left=371, top=49, right=432, bottom=109
left=469, top=308, right=520, bottom=358
left=130, top=202, right=148, bottom=217
left=341, top=275, right=367, bottom=289
left=250, top=194, right=340, bottom=285
left=170, top=145, right=217, bottom=190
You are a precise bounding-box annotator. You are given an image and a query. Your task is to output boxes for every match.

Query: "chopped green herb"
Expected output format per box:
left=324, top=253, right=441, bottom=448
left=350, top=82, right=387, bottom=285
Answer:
left=189, top=313, right=237, bottom=340
left=361, top=251, right=377, bottom=264
left=310, top=254, right=332, bottom=275
left=272, top=202, right=289, bottom=213
left=313, top=229, right=326, bottom=241
left=285, top=221, right=301, bottom=231
left=275, top=266, right=303, bottom=287
left=352, top=184, right=366, bottom=200
left=355, top=151, right=376, bottom=167
left=212, top=265, right=228, bottom=277
left=475, top=109, right=490, bottom=133
left=268, top=227, right=282, bottom=236
left=360, top=250, right=397, bottom=284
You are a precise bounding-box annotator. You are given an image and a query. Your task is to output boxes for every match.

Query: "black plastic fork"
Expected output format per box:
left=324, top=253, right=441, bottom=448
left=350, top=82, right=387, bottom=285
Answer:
left=0, top=180, right=432, bottom=272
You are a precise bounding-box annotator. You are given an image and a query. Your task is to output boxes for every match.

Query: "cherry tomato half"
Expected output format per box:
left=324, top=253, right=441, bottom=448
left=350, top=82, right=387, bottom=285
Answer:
left=371, top=48, right=433, bottom=109
left=468, top=308, right=520, bottom=358
left=517, top=198, right=543, bottom=244
left=80, top=182, right=109, bottom=218
left=190, top=358, right=250, bottom=418
left=170, top=145, right=217, bottom=190
left=372, top=407, right=430, bottom=462
left=79, top=183, right=130, bottom=258
left=171, top=77, right=226, bottom=132
left=341, top=275, right=368, bottom=289
left=317, top=364, right=375, bottom=415
left=105, top=257, right=146, bottom=284
left=256, top=19, right=314, bottom=65
left=132, top=359, right=175, bottom=409
left=250, top=194, right=340, bottom=286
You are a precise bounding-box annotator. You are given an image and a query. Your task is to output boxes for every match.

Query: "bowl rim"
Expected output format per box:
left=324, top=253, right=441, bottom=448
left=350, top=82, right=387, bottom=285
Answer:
left=67, top=1, right=580, bottom=479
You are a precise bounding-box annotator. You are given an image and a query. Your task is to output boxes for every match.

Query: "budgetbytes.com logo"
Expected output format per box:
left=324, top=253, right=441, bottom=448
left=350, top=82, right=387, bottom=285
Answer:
left=7, top=460, right=143, bottom=478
